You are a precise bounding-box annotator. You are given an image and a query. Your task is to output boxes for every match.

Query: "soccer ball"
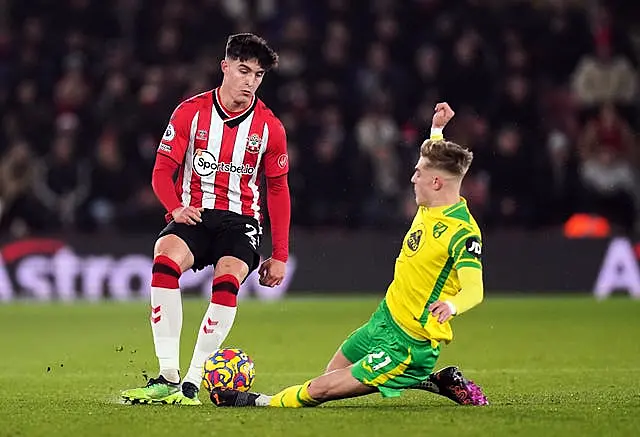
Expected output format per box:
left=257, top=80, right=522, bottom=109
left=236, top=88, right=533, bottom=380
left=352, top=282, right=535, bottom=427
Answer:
left=202, top=348, right=255, bottom=393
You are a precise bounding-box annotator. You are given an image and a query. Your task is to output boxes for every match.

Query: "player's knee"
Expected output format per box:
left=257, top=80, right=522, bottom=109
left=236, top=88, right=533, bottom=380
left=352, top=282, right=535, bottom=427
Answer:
left=214, top=256, right=249, bottom=282
left=325, top=359, right=343, bottom=374
left=154, top=235, right=194, bottom=272
left=325, top=351, right=351, bottom=374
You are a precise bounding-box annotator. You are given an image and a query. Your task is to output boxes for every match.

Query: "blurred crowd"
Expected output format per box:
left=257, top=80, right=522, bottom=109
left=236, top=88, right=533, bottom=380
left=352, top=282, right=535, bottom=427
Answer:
left=1, top=0, right=639, bottom=237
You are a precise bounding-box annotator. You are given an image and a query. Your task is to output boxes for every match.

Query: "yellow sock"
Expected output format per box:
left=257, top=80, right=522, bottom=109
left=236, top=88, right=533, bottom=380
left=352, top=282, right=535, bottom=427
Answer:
left=269, top=380, right=320, bottom=408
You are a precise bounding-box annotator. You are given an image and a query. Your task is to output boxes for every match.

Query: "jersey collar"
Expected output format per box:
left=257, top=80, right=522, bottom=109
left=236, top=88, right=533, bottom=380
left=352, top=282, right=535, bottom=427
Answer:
left=213, top=88, right=257, bottom=128
left=422, top=197, right=467, bottom=216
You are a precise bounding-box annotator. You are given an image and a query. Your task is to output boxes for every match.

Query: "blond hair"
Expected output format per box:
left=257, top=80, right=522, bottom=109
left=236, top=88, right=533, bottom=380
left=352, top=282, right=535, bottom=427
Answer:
left=420, top=139, right=473, bottom=177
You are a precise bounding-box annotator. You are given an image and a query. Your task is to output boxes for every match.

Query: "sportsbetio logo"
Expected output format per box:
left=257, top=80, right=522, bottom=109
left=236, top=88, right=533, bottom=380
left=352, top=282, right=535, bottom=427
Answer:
left=193, top=150, right=254, bottom=177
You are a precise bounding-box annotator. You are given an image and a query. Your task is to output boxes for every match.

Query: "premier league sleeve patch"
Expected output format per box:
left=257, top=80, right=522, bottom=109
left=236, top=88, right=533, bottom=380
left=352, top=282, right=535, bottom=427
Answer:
left=163, top=123, right=176, bottom=141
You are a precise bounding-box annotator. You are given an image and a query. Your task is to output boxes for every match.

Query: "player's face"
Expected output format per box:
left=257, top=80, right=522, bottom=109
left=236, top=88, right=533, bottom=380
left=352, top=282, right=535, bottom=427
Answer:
left=411, top=157, right=443, bottom=206
left=221, top=58, right=266, bottom=104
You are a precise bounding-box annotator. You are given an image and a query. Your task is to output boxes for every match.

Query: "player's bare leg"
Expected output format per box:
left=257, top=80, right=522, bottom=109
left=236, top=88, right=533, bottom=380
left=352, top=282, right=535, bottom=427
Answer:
left=168, top=256, right=249, bottom=405
left=305, top=367, right=377, bottom=402
left=121, top=235, right=194, bottom=404
left=411, top=366, right=489, bottom=406
left=324, top=348, right=487, bottom=405
left=154, top=235, right=196, bottom=270
left=325, top=349, right=353, bottom=373
left=210, top=366, right=376, bottom=408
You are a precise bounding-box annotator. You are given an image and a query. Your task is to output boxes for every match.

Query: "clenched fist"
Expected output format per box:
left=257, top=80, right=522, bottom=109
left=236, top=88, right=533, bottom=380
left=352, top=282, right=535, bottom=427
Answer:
left=258, top=258, right=286, bottom=287
left=432, top=102, right=455, bottom=129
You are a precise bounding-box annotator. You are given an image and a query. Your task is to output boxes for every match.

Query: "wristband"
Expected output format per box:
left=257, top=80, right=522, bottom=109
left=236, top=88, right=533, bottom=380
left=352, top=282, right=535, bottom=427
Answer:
left=444, top=301, right=457, bottom=315
left=430, top=127, right=444, bottom=140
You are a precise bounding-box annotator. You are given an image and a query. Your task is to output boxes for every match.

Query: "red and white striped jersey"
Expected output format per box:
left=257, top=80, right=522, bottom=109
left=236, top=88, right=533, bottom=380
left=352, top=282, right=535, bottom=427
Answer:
left=156, top=88, right=289, bottom=221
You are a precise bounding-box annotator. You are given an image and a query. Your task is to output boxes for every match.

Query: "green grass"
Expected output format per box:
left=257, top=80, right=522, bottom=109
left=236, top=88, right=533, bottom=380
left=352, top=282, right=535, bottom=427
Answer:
left=1, top=296, right=640, bottom=437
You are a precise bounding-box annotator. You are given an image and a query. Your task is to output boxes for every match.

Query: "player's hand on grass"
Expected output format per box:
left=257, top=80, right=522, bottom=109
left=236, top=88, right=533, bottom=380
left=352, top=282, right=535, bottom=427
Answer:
left=431, top=102, right=455, bottom=129
left=171, top=206, right=204, bottom=225
left=429, top=301, right=454, bottom=323
left=258, top=258, right=286, bottom=287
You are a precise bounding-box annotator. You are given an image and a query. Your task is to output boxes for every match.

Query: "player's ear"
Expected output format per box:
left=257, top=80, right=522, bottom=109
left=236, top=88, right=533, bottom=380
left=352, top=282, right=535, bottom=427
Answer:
left=432, top=176, right=443, bottom=191
left=221, top=59, right=229, bottom=74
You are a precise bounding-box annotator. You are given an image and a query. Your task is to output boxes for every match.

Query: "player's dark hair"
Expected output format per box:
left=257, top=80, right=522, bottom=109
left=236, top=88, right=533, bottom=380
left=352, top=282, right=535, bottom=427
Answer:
left=420, top=140, right=473, bottom=177
left=225, top=33, right=279, bottom=71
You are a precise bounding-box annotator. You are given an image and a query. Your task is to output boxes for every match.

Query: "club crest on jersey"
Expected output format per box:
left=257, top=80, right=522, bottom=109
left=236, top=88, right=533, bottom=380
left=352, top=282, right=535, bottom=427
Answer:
left=433, top=221, right=448, bottom=239
left=246, top=133, right=262, bottom=154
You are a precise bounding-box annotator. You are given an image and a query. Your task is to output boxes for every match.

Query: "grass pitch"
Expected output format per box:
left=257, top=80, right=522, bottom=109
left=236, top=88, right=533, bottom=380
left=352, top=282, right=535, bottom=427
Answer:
left=1, top=296, right=639, bottom=437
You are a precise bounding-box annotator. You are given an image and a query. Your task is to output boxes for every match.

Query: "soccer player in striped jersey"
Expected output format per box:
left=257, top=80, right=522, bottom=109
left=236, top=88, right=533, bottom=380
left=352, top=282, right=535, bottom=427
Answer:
left=121, top=34, right=290, bottom=405
left=210, top=103, right=488, bottom=408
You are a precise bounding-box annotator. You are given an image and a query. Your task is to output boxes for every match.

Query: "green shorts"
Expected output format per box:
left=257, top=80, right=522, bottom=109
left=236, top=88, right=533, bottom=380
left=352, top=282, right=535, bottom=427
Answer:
left=340, top=300, right=440, bottom=398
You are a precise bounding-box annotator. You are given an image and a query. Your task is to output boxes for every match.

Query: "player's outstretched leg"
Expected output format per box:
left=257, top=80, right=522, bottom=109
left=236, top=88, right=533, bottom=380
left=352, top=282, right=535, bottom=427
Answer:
left=210, top=367, right=375, bottom=408
left=209, top=380, right=327, bottom=408
left=412, top=366, right=488, bottom=406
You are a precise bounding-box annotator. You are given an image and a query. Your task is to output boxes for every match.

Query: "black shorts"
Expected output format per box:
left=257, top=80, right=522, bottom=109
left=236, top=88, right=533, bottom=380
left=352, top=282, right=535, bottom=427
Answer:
left=158, top=209, right=262, bottom=273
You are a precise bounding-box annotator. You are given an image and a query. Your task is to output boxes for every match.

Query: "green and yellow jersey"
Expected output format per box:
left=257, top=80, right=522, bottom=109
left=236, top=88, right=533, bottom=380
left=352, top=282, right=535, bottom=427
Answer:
left=385, top=198, right=483, bottom=344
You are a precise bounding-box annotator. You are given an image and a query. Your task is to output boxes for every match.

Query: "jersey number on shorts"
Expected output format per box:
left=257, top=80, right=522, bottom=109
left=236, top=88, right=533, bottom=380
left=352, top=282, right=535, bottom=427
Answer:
left=368, top=351, right=392, bottom=372
left=245, top=224, right=259, bottom=249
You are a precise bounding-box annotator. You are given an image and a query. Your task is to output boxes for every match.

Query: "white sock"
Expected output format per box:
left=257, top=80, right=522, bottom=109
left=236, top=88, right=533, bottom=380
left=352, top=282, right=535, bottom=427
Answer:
left=255, top=394, right=272, bottom=407
left=150, top=286, right=183, bottom=383
left=183, top=303, right=237, bottom=387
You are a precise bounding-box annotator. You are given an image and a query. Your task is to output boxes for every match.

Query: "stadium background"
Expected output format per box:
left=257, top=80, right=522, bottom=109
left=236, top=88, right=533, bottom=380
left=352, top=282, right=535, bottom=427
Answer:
left=1, top=0, right=639, bottom=300
left=1, top=2, right=640, bottom=436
